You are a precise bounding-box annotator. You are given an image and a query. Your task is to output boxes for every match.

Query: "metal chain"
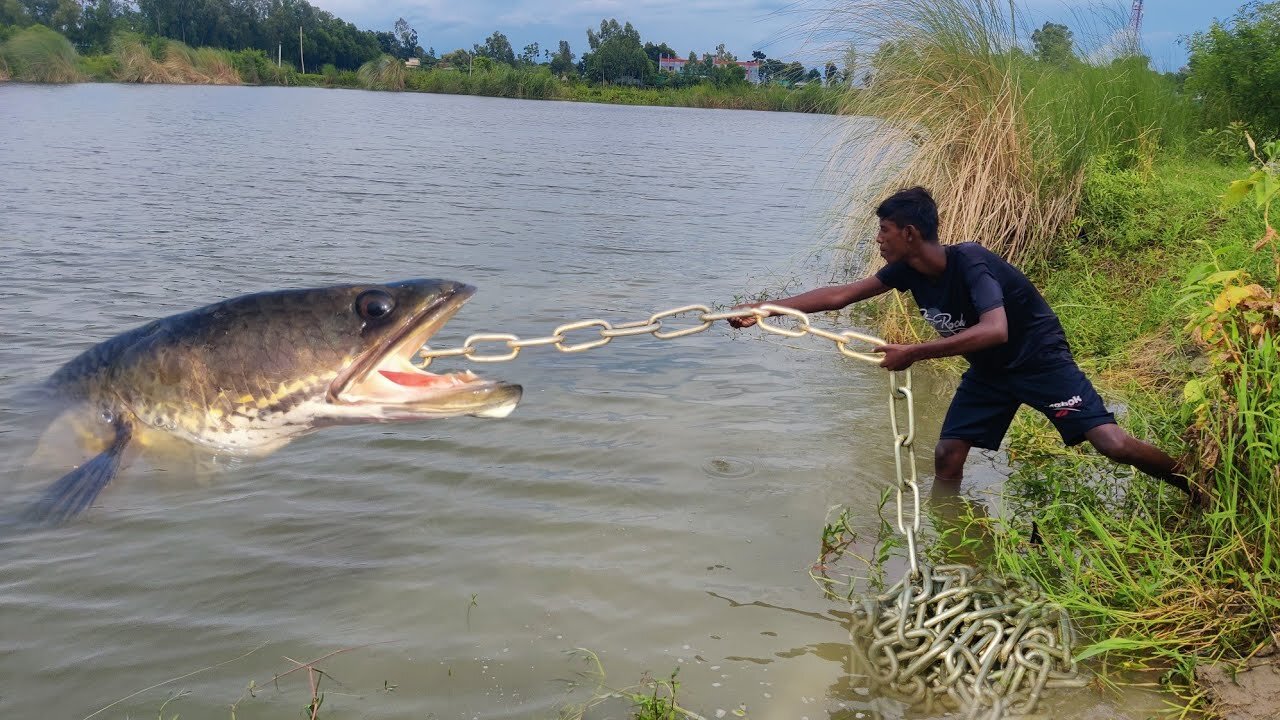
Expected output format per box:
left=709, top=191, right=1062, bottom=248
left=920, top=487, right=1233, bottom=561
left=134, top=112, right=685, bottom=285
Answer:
left=849, top=567, right=1090, bottom=720
left=416, top=304, right=887, bottom=367
left=422, top=301, right=1083, bottom=717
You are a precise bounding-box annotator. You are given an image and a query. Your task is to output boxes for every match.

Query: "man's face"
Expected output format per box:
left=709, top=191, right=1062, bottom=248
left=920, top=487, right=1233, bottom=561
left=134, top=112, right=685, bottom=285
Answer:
left=876, top=218, right=913, bottom=263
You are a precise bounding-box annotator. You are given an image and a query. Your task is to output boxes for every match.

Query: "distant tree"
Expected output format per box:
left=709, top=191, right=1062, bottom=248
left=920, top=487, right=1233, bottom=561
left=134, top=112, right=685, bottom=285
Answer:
left=1185, top=1, right=1280, bottom=134
left=759, top=58, right=783, bottom=83
left=1031, top=21, right=1074, bottom=66
left=824, top=61, right=837, bottom=85
left=49, top=0, right=81, bottom=36
left=76, top=0, right=120, bottom=53
left=519, top=41, right=540, bottom=65
left=751, top=49, right=765, bottom=61
left=586, top=18, right=638, bottom=50
left=439, top=48, right=471, bottom=70
left=390, top=17, right=424, bottom=60
left=805, top=67, right=821, bottom=82
left=583, top=18, right=650, bottom=84
left=474, top=30, right=515, bottom=65
left=643, top=40, right=676, bottom=65
left=0, top=0, right=31, bottom=27
left=714, top=42, right=735, bottom=61
left=781, top=60, right=806, bottom=84
left=708, top=61, right=745, bottom=86
left=20, top=0, right=56, bottom=25
left=549, top=39, right=575, bottom=76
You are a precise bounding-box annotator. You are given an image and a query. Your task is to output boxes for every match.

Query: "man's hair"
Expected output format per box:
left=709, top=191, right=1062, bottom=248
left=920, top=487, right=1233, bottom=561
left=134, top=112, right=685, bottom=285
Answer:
left=876, top=186, right=939, bottom=242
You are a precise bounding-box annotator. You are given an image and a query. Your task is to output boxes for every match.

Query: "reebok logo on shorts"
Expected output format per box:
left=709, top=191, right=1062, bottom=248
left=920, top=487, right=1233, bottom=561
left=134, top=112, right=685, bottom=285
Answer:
left=1047, top=395, right=1083, bottom=418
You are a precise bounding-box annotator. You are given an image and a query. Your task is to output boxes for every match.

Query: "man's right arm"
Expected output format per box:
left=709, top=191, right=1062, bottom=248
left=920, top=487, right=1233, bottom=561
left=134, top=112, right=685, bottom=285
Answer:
left=729, top=276, right=892, bottom=328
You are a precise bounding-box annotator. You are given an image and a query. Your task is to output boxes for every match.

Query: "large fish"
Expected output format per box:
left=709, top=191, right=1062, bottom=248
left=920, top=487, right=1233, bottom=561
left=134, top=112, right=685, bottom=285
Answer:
left=22, top=279, right=521, bottom=524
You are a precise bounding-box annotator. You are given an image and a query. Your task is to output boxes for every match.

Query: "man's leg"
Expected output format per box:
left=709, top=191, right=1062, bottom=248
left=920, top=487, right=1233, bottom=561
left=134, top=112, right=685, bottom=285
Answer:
left=935, top=370, right=1019, bottom=489
left=1084, top=423, right=1190, bottom=495
left=934, top=438, right=972, bottom=486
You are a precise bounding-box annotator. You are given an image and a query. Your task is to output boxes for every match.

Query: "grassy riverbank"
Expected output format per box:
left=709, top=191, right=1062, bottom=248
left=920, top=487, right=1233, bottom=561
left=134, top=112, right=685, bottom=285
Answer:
left=0, top=25, right=844, bottom=113
left=824, top=0, right=1279, bottom=714
left=985, top=153, right=1278, bottom=708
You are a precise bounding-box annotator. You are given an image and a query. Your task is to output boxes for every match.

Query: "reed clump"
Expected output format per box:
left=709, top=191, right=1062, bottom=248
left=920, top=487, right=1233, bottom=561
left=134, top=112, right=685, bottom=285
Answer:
left=112, top=34, right=242, bottom=85
left=0, top=25, right=84, bottom=83
left=356, top=54, right=406, bottom=91
left=824, top=0, right=1190, bottom=269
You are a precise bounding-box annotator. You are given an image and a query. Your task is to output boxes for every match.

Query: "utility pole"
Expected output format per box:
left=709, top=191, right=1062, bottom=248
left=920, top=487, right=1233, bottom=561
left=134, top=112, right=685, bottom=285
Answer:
left=277, top=42, right=281, bottom=67
left=299, top=25, right=305, bottom=74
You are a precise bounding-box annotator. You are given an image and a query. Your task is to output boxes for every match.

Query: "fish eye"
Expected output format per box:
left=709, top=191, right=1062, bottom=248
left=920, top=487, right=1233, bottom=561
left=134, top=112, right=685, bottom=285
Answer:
left=355, top=289, right=396, bottom=321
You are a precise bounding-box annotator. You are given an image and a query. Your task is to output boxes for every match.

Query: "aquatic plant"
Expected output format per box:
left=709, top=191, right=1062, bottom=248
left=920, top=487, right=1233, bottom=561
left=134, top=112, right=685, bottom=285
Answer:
left=356, top=54, right=406, bottom=91
left=0, top=25, right=84, bottom=83
left=560, top=649, right=710, bottom=720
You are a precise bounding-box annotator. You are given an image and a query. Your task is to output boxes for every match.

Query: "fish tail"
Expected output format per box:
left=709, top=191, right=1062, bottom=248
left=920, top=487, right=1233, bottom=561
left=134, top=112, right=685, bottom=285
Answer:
left=23, top=416, right=134, bottom=526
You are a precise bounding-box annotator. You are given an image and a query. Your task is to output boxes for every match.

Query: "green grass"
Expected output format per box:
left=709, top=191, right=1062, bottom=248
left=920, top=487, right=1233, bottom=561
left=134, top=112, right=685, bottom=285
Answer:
left=937, top=152, right=1280, bottom=711
left=1038, top=157, right=1266, bottom=372
left=560, top=650, right=714, bottom=720
left=0, top=24, right=84, bottom=83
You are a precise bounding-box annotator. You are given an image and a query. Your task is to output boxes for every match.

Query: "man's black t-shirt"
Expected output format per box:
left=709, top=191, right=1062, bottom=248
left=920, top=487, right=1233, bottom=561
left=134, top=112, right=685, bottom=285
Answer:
left=874, top=242, right=1071, bottom=372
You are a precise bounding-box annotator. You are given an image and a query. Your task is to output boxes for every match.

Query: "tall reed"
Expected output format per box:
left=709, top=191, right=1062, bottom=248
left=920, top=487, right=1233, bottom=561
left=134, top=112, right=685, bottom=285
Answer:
left=0, top=25, right=84, bottom=83
left=356, top=54, right=406, bottom=91
left=112, top=34, right=241, bottom=85
left=821, top=0, right=1189, bottom=268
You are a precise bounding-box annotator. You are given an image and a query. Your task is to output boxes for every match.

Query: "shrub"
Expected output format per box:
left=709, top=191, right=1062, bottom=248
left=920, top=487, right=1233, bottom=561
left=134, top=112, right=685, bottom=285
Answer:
left=356, top=54, right=405, bottom=91
left=0, top=24, right=83, bottom=83
left=77, top=53, right=117, bottom=80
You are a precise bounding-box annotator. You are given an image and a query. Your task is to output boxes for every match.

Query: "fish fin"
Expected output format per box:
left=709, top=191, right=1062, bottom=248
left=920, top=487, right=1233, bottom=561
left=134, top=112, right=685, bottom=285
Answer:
left=23, top=417, right=134, bottom=525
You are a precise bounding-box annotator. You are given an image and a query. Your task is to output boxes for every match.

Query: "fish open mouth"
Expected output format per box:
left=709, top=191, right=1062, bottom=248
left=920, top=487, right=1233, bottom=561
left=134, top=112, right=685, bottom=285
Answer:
left=330, top=285, right=522, bottom=419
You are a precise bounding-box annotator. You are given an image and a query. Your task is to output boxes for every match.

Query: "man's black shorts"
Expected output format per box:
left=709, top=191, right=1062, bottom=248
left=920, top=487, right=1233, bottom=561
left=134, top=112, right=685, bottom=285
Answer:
left=940, top=360, right=1116, bottom=450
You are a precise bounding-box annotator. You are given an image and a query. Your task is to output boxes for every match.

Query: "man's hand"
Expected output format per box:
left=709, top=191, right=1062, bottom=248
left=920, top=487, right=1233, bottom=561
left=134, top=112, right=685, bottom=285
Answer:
left=727, top=303, right=763, bottom=329
left=874, top=343, right=918, bottom=371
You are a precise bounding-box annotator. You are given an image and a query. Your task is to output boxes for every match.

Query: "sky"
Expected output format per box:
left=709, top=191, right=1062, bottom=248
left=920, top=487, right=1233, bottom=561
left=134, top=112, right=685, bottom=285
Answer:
left=310, top=0, right=1242, bottom=71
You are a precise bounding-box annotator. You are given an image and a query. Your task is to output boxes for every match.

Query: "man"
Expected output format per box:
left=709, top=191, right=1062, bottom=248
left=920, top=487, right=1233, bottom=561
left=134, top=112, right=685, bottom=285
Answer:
left=730, top=186, right=1190, bottom=495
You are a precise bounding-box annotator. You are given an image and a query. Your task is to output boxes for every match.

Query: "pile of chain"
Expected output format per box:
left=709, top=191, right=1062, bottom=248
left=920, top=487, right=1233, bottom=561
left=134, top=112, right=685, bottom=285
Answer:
left=418, top=303, right=1089, bottom=718
left=850, top=566, right=1089, bottom=719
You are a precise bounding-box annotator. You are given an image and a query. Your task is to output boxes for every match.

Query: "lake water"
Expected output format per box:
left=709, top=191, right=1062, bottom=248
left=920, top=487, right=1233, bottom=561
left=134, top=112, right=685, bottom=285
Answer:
left=0, top=84, right=1157, bottom=719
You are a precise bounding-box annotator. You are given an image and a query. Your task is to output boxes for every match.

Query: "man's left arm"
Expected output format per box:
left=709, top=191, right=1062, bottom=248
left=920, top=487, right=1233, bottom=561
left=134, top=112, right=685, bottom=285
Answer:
left=875, top=307, right=1008, bottom=370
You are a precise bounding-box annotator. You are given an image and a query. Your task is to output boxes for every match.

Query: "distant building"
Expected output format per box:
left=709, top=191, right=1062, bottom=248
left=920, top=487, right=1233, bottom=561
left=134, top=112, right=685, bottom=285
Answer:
left=404, top=57, right=421, bottom=68
left=657, top=55, right=761, bottom=84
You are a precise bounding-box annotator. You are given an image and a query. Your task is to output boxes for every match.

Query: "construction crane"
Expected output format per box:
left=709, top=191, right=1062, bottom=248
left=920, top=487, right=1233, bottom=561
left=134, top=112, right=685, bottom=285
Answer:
left=1129, top=0, right=1144, bottom=36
